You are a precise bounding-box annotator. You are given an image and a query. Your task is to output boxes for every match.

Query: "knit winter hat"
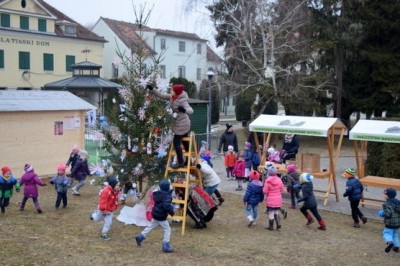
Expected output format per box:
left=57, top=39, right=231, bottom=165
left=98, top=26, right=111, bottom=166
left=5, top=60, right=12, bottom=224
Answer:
left=226, top=123, right=233, bottom=130
left=1, top=166, right=11, bottom=174
left=72, top=144, right=79, bottom=152
left=57, top=163, right=67, bottom=171
left=245, top=142, right=251, bottom=148
left=107, top=176, right=119, bottom=188
left=264, top=162, right=273, bottom=172
left=24, top=164, right=33, bottom=172
left=267, top=166, right=278, bottom=176
left=249, top=170, right=260, bottom=180
left=78, top=150, right=89, bottom=160
left=228, top=145, right=234, bottom=151
left=267, top=147, right=275, bottom=154
left=384, top=188, right=397, bottom=199
left=159, top=180, right=171, bottom=192
left=342, top=168, right=355, bottom=178
left=172, top=84, right=184, bottom=96
left=286, top=164, right=296, bottom=173
left=300, top=173, right=313, bottom=184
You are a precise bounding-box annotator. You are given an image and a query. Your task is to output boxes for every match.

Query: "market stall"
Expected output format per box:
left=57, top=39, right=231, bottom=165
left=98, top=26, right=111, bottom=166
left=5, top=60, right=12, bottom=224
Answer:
left=249, top=115, right=347, bottom=205
left=349, top=119, right=400, bottom=207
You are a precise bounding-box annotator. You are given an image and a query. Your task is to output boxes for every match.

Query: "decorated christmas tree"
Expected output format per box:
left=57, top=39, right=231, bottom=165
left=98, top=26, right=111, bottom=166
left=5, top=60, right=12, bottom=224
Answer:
left=98, top=10, right=173, bottom=195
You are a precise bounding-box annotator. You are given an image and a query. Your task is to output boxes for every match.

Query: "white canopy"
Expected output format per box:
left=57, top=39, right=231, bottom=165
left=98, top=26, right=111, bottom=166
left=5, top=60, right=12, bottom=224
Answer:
left=249, top=115, right=347, bottom=137
left=349, top=119, right=400, bottom=143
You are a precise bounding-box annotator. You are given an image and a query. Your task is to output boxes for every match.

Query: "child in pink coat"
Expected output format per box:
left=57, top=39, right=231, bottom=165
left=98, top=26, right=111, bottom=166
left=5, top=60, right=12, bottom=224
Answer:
left=263, top=166, right=284, bottom=230
left=232, top=153, right=246, bottom=191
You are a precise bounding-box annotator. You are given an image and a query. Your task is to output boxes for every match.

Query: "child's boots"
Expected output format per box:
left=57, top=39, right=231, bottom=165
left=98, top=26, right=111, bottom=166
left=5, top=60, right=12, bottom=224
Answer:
left=247, top=215, right=254, bottom=227
left=305, top=214, right=314, bottom=225
left=135, top=234, right=145, bottom=246
left=317, top=219, right=326, bottom=230
left=274, top=214, right=281, bottom=230
left=162, top=242, right=174, bottom=253
left=266, top=219, right=274, bottom=231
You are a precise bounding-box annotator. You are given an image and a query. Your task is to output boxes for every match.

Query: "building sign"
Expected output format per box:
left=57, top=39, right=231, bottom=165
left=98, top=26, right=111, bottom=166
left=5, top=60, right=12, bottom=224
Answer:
left=0, top=37, right=50, bottom=46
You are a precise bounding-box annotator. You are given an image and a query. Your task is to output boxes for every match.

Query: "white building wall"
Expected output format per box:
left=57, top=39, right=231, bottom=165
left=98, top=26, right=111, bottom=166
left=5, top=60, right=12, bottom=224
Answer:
left=92, top=19, right=209, bottom=88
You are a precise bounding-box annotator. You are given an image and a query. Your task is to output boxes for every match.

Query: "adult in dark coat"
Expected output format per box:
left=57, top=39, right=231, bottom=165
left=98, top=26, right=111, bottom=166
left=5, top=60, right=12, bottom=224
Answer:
left=218, top=124, right=238, bottom=154
left=280, top=134, right=300, bottom=163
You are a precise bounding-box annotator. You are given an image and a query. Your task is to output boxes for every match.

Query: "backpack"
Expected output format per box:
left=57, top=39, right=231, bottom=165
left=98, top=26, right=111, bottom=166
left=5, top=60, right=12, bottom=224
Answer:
left=252, top=152, right=260, bottom=166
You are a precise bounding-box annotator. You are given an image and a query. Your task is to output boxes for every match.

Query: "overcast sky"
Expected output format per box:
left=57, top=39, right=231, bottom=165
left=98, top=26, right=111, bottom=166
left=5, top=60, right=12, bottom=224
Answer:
left=44, top=0, right=220, bottom=52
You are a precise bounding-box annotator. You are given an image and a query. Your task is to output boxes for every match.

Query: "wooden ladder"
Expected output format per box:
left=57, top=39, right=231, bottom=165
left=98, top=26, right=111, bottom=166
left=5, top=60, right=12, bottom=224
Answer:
left=164, top=131, right=202, bottom=236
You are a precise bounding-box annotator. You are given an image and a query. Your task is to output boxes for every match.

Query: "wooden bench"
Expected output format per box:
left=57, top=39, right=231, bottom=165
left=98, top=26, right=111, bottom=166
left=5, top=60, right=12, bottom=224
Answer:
left=359, top=176, right=400, bottom=207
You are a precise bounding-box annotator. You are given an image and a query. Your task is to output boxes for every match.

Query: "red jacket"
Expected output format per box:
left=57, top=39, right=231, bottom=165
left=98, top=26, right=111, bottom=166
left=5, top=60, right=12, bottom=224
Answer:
left=98, top=186, right=119, bottom=212
left=224, top=152, right=237, bottom=167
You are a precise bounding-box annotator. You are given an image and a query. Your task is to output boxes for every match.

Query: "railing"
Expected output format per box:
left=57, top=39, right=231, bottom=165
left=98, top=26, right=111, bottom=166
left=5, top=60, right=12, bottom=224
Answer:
left=84, top=129, right=108, bottom=162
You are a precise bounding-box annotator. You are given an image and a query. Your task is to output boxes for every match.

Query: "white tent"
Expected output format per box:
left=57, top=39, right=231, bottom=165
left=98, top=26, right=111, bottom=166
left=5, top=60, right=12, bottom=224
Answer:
left=249, top=115, right=347, bottom=137
left=349, top=119, right=400, bottom=207
left=249, top=115, right=347, bottom=205
left=349, top=119, right=400, bottom=143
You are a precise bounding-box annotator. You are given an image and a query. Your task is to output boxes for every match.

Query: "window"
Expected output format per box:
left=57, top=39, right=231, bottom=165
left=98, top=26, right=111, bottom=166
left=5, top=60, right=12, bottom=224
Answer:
left=0, top=50, right=4, bottom=69
left=196, top=68, right=201, bottom=80
left=66, top=55, right=75, bottom=72
left=160, top=38, right=166, bottom=50
left=20, top=16, right=29, bottom=30
left=38, top=19, right=46, bottom=32
left=1, top=13, right=10, bottom=27
left=197, top=43, right=202, bottom=54
left=65, top=25, right=76, bottom=35
left=178, top=66, right=186, bottom=78
left=160, top=65, right=166, bottom=79
left=43, top=53, right=54, bottom=71
left=19, top=51, right=30, bottom=70
left=112, top=63, right=118, bottom=78
left=179, top=41, right=185, bottom=52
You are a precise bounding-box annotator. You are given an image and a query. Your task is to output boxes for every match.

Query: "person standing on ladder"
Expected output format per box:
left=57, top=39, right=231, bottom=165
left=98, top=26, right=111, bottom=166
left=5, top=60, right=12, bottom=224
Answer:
left=147, top=84, right=193, bottom=168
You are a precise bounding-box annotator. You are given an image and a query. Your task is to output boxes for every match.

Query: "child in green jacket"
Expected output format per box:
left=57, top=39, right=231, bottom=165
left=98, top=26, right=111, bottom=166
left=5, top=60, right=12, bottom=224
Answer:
left=0, top=166, right=20, bottom=213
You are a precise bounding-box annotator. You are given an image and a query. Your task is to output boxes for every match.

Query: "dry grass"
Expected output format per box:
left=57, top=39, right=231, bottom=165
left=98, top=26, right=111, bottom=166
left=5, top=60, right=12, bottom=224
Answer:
left=1, top=182, right=399, bottom=266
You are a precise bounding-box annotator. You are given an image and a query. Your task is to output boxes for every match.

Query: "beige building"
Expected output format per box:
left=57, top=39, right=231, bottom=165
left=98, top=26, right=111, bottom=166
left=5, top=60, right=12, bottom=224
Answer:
left=0, top=90, right=96, bottom=178
left=0, top=0, right=105, bottom=90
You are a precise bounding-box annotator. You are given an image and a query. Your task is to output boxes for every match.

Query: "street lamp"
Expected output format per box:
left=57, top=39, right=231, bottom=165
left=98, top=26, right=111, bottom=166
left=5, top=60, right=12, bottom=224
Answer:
left=206, top=67, right=215, bottom=146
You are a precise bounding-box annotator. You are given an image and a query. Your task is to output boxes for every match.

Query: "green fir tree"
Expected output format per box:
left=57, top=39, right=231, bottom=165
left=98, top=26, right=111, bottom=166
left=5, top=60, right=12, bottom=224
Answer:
left=100, top=9, right=173, bottom=194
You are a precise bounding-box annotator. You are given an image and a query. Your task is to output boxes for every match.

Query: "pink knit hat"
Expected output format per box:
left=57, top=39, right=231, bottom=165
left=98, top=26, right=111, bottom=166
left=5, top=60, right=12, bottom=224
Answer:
left=57, top=163, right=67, bottom=171
left=287, top=164, right=296, bottom=173
left=249, top=170, right=260, bottom=180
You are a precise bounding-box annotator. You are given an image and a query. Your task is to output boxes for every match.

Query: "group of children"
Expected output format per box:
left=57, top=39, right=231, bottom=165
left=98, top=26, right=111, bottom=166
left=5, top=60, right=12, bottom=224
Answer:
left=240, top=159, right=400, bottom=253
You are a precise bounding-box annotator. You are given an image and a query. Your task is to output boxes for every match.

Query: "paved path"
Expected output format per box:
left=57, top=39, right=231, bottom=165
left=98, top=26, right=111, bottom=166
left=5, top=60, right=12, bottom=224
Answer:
left=212, top=154, right=385, bottom=220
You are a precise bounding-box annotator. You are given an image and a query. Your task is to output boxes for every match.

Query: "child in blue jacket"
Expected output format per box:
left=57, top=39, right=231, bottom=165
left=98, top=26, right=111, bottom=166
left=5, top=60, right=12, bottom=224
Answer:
left=243, top=170, right=264, bottom=227
left=342, top=168, right=367, bottom=228
left=135, top=180, right=175, bottom=253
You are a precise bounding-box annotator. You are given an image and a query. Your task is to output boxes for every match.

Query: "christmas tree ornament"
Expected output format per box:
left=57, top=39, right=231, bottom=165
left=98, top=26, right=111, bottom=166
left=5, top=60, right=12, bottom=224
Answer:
left=146, top=142, right=152, bottom=154
left=138, top=108, right=146, bottom=120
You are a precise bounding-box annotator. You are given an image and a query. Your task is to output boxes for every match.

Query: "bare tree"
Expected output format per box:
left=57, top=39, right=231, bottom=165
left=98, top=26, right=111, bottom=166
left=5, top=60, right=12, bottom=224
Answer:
left=186, top=0, right=331, bottom=117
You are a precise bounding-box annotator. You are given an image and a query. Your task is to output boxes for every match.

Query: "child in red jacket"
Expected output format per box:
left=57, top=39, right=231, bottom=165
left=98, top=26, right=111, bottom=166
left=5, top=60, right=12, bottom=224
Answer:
left=224, top=145, right=236, bottom=181
left=91, top=177, right=119, bottom=240
left=232, top=153, right=246, bottom=191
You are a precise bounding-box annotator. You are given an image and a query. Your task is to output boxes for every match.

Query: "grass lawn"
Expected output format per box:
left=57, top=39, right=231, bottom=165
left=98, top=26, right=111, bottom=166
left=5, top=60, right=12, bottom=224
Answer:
left=1, top=181, right=399, bottom=265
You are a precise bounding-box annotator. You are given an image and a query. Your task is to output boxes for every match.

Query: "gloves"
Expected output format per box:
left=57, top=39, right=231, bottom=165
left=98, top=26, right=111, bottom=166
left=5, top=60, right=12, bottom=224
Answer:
left=146, top=84, right=154, bottom=90
left=378, top=210, right=385, bottom=217
left=177, top=106, right=186, bottom=113
left=196, top=164, right=201, bottom=169
left=293, top=184, right=301, bottom=189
